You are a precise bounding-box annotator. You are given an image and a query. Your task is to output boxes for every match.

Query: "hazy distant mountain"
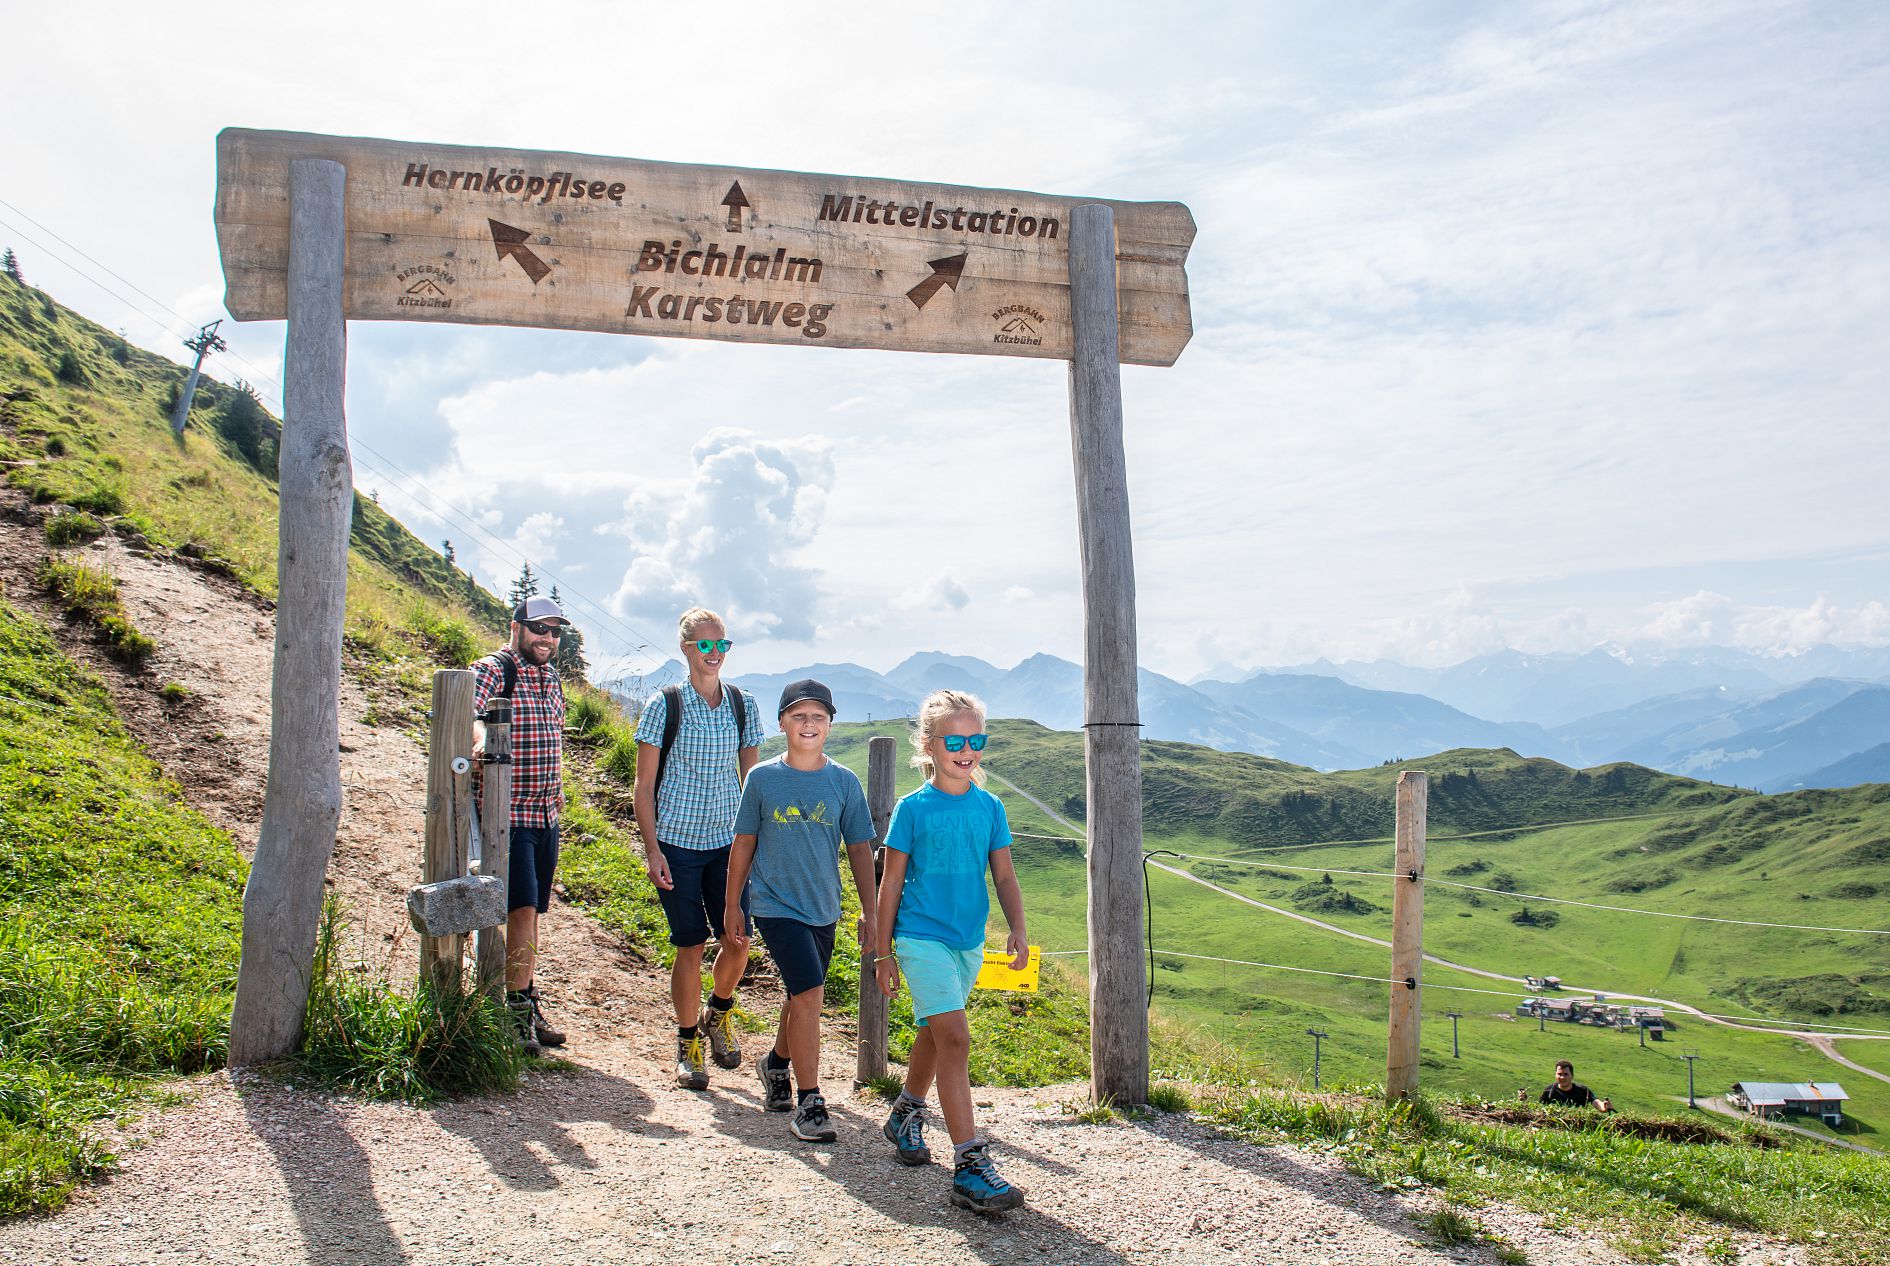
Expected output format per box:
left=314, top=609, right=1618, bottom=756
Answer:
left=1549, top=685, right=1757, bottom=766
left=610, top=644, right=1890, bottom=787
left=1781, top=741, right=1890, bottom=791
left=1621, top=681, right=1890, bottom=790
left=1199, top=672, right=1555, bottom=765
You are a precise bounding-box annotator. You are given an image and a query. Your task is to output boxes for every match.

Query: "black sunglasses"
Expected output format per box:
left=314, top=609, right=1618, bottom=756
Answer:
left=522, top=619, right=565, bottom=635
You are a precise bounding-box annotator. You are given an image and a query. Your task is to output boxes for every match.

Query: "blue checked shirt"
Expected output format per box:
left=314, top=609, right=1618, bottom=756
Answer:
left=634, top=682, right=763, bottom=851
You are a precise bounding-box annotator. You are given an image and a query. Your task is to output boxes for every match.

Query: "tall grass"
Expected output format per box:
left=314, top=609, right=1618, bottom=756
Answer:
left=37, top=554, right=155, bottom=666
left=293, top=903, right=524, bottom=1104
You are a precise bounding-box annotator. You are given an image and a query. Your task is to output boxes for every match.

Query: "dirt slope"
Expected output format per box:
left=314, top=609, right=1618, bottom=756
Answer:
left=0, top=501, right=1747, bottom=1266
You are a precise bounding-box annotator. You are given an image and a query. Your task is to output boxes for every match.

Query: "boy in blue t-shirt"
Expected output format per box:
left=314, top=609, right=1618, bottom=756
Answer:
left=725, top=679, right=877, bottom=1143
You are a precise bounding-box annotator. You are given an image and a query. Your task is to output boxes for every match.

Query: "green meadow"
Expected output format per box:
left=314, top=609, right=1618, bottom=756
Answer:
left=809, top=719, right=1890, bottom=1145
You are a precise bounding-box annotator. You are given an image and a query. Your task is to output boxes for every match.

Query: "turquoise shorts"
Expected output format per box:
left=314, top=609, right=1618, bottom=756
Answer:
left=898, top=937, right=984, bottom=1025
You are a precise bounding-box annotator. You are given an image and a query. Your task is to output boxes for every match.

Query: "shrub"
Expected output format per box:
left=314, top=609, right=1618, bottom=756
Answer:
left=54, top=352, right=85, bottom=385
left=213, top=382, right=279, bottom=475
left=160, top=682, right=189, bottom=702
left=404, top=604, right=480, bottom=668
left=566, top=690, right=612, bottom=742
left=43, top=512, right=104, bottom=547
left=601, top=727, right=638, bottom=784
left=1509, top=905, right=1560, bottom=928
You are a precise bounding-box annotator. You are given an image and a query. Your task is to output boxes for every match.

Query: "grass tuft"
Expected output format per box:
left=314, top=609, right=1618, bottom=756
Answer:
left=293, top=902, right=524, bottom=1103
left=1146, top=1082, right=1194, bottom=1113
left=37, top=555, right=155, bottom=666
left=43, top=511, right=104, bottom=547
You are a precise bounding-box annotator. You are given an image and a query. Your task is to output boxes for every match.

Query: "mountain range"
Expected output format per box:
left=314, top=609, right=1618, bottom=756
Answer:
left=606, top=644, right=1890, bottom=792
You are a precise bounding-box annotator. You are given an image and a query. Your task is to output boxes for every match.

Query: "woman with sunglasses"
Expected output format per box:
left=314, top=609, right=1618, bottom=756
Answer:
left=873, top=690, right=1029, bottom=1214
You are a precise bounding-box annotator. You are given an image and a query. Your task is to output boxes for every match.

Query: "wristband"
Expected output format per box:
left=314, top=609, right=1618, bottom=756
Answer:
left=874, top=953, right=897, bottom=963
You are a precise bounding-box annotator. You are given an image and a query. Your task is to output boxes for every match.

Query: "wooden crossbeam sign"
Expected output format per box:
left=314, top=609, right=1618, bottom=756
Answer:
left=215, top=129, right=1195, bottom=366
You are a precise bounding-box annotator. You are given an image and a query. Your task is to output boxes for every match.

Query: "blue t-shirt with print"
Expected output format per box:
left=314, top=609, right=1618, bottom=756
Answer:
left=734, top=755, right=874, bottom=925
left=883, top=781, right=1012, bottom=951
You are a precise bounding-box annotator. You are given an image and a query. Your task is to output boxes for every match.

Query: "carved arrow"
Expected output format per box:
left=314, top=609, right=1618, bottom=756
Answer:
left=906, top=252, right=968, bottom=310
left=722, top=182, right=750, bottom=232
left=488, top=219, right=551, bottom=284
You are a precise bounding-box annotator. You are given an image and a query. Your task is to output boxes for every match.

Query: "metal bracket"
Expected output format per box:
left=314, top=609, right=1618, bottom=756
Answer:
left=478, top=708, right=512, bottom=724
left=480, top=753, right=512, bottom=765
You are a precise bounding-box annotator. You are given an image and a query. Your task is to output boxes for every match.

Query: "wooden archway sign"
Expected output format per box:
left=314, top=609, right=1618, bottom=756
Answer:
left=215, top=130, right=1195, bottom=1105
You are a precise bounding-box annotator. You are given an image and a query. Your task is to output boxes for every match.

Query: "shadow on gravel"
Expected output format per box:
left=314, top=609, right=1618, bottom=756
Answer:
left=702, top=1084, right=1140, bottom=1266
left=238, top=1079, right=411, bottom=1266
left=430, top=1064, right=688, bottom=1192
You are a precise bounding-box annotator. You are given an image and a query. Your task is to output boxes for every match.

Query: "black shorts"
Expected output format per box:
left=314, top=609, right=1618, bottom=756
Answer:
left=508, top=823, right=560, bottom=914
left=753, top=916, right=837, bottom=998
left=654, top=842, right=750, bottom=948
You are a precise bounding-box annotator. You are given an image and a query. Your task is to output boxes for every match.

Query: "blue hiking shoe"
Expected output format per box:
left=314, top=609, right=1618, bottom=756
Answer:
left=951, top=1143, right=1024, bottom=1214
left=883, top=1099, right=931, bottom=1166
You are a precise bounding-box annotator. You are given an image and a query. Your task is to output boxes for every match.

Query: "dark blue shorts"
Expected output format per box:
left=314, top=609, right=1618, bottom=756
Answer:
left=508, top=823, right=560, bottom=914
left=754, top=916, right=837, bottom=998
left=655, top=842, right=750, bottom=948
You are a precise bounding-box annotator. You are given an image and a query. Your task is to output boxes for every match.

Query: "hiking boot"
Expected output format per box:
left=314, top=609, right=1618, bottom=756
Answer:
left=951, top=1144, right=1024, bottom=1214
left=525, top=985, right=566, bottom=1048
left=506, top=992, right=543, bottom=1057
left=757, top=1051, right=793, bottom=1112
left=701, top=999, right=742, bottom=1069
left=675, top=1034, right=709, bottom=1090
left=883, top=1098, right=931, bottom=1166
left=790, top=1093, right=837, bottom=1143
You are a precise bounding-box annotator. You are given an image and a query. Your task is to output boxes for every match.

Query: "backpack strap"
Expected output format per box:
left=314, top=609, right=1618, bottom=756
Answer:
left=652, top=681, right=751, bottom=806
left=728, top=682, right=748, bottom=741
left=654, top=683, right=684, bottom=805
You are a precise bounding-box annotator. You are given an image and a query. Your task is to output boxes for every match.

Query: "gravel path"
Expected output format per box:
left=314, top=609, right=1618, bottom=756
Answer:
left=0, top=502, right=1787, bottom=1266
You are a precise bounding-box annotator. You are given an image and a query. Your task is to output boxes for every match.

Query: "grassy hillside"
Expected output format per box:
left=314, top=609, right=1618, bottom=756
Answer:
left=0, top=596, right=244, bottom=1214
left=0, top=274, right=507, bottom=655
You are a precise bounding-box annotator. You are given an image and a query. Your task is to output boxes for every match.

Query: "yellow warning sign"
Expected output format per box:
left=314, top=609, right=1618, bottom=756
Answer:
left=974, top=947, right=1041, bottom=993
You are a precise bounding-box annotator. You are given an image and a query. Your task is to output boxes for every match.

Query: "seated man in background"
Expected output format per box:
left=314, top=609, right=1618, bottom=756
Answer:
left=1534, top=1059, right=1612, bottom=1112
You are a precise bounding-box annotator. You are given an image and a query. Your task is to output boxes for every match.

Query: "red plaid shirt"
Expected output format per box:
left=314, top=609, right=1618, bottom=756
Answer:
left=473, top=648, right=566, bottom=827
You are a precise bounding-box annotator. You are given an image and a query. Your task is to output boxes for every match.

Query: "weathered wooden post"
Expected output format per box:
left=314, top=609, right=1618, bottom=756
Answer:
left=228, top=158, right=350, bottom=1066
left=474, top=696, right=512, bottom=1002
left=856, top=735, right=897, bottom=1086
left=1069, top=203, right=1149, bottom=1106
left=1386, top=770, right=1428, bottom=1099
left=420, top=670, right=475, bottom=992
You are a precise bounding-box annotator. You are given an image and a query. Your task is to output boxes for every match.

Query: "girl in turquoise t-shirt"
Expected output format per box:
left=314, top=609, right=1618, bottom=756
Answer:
left=874, top=689, right=1029, bottom=1214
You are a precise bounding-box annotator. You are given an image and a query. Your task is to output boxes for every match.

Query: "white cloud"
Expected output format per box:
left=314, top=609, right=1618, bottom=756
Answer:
left=606, top=429, right=835, bottom=642
left=895, top=573, right=972, bottom=613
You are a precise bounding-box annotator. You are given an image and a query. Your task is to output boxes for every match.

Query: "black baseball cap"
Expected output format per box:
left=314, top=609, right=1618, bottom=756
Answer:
left=777, top=678, right=836, bottom=717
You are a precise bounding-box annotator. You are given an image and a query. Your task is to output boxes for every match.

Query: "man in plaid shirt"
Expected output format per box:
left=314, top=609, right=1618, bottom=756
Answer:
left=473, top=595, right=570, bottom=1052
left=634, top=607, right=762, bottom=1089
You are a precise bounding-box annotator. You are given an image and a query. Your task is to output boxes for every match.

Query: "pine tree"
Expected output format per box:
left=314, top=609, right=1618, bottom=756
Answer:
left=507, top=562, right=539, bottom=607
left=1, top=248, right=21, bottom=285
left=442, top=539, right=456, bottom=565
left=555, top=623, right=589, bottom=681
left=549, top=584, right=562, bottom=605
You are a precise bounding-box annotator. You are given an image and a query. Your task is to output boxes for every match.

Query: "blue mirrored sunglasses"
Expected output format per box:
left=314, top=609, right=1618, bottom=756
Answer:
left=940, top=733, right=988, bottom=752
left=693, top=639, right=734, bottom=653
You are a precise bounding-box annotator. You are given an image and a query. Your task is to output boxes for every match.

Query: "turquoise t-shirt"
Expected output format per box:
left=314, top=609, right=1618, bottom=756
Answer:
left=733, top=755, right=874, bottom=925
left=884, top=781, right=1012, bottom=951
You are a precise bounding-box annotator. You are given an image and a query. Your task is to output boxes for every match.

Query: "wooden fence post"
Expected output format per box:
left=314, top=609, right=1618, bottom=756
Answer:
left=856, top=735, right=897, bottom=1086
left=474, top=696, right=513, bottom=1002
left=1069, top=202, right=1149, bottom=1107
left=421, top=670, right=476, bottom=993
left=228, top=157, right=351, bottom=1066
left=1387, top=770, right=1428, bottom=1099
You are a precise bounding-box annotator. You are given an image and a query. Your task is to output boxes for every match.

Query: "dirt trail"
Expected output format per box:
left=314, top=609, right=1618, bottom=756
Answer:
left=0, top=501, right=1765, bottom=1265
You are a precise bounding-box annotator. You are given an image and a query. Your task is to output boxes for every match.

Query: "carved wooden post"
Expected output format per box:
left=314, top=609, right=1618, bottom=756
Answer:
left=421, top=670, right=475, bottom=993
left=228, top=158, right=350, bottom=1065
left=1069, top=203, right=1148, bottom=1106
left=856, top=735, right=897, bottom=1086
left=1387, top=770, right=1428, bottom=1099
left=474, top=697, right=513, bottom=1001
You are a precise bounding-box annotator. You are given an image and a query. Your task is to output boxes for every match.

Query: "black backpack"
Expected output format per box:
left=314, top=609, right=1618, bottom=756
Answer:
left=654, top=681, right=749, bottom=800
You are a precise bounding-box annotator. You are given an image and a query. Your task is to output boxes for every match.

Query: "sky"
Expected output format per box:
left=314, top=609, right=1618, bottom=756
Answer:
left=7, top=1, right=1888, bottom=687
